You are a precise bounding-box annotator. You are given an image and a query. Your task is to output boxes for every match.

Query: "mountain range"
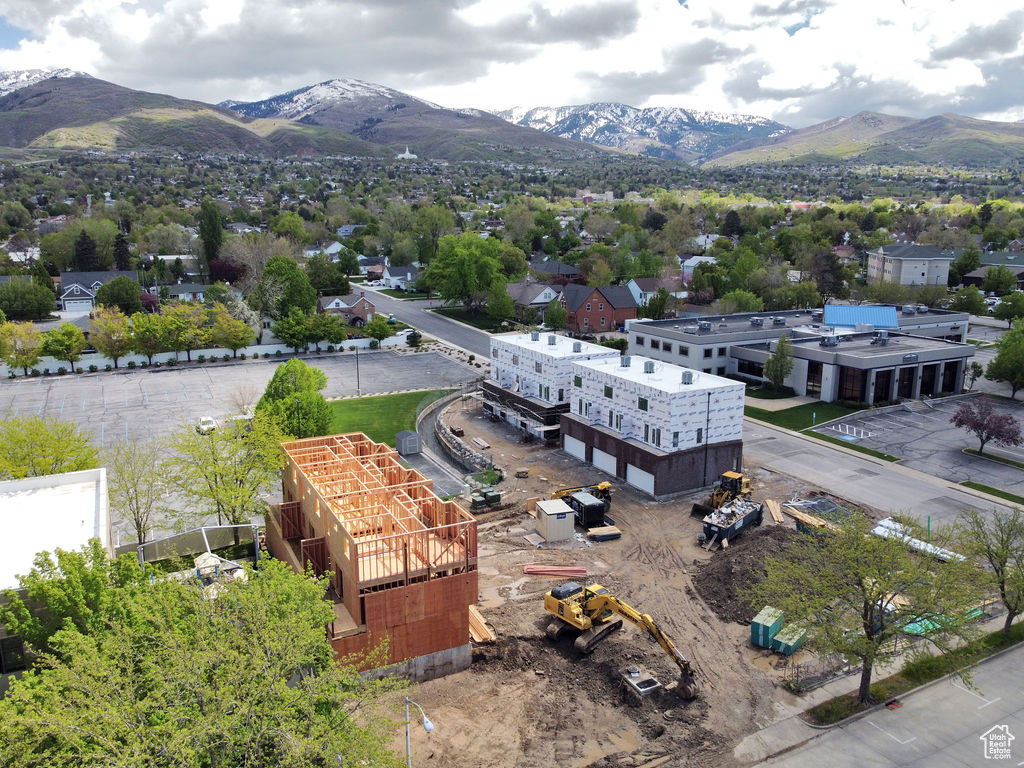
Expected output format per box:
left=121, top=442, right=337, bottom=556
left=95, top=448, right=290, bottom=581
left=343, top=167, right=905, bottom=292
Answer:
left=1, top=69, right=1023, bottom=169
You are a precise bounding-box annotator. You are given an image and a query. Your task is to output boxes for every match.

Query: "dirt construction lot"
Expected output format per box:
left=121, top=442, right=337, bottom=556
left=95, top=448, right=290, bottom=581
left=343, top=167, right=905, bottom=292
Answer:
left=402, top=402, right=825, bottom=768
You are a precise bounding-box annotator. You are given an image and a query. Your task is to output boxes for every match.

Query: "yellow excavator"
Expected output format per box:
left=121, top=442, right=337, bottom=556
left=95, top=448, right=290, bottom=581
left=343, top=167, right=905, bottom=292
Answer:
left=543, top=582, right=698, bottom=700
left=551, top=481, right=612, bottom=506
left=692, top=471, right=752, bottom=518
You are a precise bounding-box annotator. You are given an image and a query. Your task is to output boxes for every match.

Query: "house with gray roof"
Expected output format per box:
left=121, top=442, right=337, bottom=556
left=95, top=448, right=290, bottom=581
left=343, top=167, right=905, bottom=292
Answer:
left=59, top=270, right=139, bottom=311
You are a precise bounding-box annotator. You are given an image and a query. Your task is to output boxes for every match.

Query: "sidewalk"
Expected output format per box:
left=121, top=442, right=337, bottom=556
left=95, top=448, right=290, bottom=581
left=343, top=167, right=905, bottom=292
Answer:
left=744, top=394, right=817, bottom=411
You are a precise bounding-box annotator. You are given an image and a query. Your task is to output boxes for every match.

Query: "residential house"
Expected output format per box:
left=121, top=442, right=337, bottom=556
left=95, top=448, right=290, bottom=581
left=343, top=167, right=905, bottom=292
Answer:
left=533, top=259, right=583, bottom=285
left=559, top=284, right=638, bottom=334
left=304, top=241, right=344, bottom=259
left=59, top=270, right=139, bottom=311
left=866, top=243, right=955, bottom=286
left=317, top=292, right=376, bottom=326
left=335, top=224, right=364, bottom=239
left=358, top=255, right=387, bottom=279
left=506, top=279, right=559, bottom=324
left=226, top=222, right=260, bottom=235
left=382, top=264, right=420, bottom=291
left=1007, top=239, right=1024, bottom=253
left=962, top=264, right=1024, bottom=292
left=681, top=255, right=717, bottom=284
left=165, top=282, right=208, bottom=302
left=625, top=277, right=686, bottom=309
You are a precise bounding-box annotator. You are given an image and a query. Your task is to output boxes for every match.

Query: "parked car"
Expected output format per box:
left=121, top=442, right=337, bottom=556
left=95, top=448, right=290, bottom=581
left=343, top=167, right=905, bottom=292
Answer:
left=196, top=416, right=217, bottom=435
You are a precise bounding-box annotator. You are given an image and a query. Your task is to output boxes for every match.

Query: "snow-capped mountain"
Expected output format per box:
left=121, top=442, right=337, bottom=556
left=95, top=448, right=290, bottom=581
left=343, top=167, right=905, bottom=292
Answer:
left=0, top=68, right=90, bottom=98
left=222, top=78, right=440, bottom=121
left=496, top=103, right=790, bottom=161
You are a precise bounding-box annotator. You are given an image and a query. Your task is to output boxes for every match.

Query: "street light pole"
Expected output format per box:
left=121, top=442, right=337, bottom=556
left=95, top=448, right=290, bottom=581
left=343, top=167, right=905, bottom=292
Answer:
left=404, top=695, right=434, bottom=768
left=355, top=344, right=360, bottom=396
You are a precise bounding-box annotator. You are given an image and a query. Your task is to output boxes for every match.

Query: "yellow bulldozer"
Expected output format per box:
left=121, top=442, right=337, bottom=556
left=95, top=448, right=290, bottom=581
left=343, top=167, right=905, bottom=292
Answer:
left=692, top=471, right=752, bottom=518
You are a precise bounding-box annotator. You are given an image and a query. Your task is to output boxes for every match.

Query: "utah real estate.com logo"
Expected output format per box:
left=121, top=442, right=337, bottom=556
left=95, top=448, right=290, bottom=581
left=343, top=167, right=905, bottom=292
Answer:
left=980, top=725, right=1014, bottom=760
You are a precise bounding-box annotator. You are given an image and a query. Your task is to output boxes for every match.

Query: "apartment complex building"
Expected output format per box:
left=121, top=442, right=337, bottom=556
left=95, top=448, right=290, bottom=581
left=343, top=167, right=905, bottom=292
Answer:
left=865, top=243, right=954, bottom=286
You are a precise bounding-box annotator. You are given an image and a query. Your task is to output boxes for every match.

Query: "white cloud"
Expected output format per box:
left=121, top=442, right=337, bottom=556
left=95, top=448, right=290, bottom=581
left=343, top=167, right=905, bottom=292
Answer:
left=0, top=0, right=1021, bottom=127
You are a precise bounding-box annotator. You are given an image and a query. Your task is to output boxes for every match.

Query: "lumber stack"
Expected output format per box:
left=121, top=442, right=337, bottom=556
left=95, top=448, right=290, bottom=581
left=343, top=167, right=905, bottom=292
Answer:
left=468, top=605, right=496, bottom=643
left=765, top=499, right=784, bottom=524
left=782, top=505, right=836, bottom=531
left=523, top=564, right=588, bottom=578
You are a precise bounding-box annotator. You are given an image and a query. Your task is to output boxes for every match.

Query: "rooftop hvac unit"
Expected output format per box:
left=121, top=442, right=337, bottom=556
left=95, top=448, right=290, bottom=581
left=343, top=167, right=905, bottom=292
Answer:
left=773, top=316, right=786, bottom=326
left=819, top=336, right=839, bottom=347
left=684, top=325, right=698, bottom=333
left=917, top=305, right=928, bottom=313
left=621, top=355, right=631, bottom=367
left=719, top=322, right=728, bottom=328
left=530, top=331, right=540, bottom=341
left=572, top=341, right=582, bottom=352
left=811, top=309, right=824, bottom=320
left=902, top=305, right=917, bottom=315
left=682, top=370, right=694, bottom=385
left=643, top=360, right=655, bottom=374
left=697, top=320, right=712, bottom=332
left=750, top=317, right=764, bottom=327
left=548, top=334, right=557, bottom=345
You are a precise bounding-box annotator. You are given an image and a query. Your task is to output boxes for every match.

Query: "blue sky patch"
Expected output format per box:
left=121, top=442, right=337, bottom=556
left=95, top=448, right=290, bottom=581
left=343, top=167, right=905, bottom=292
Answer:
left=0, top=18, right=30, bottom=49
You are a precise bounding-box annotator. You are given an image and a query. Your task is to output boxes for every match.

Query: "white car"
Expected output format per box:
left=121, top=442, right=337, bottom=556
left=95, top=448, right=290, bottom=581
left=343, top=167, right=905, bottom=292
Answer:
left=395, top=328, right=415, bottom=337
left=196, top=416, right=217, bottom=434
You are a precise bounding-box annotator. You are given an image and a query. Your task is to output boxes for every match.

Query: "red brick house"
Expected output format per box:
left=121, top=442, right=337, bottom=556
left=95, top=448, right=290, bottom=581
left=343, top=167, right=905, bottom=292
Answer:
left=317, top=292, right=376, bottom=327
left=559, top=284, right=637, bottom=334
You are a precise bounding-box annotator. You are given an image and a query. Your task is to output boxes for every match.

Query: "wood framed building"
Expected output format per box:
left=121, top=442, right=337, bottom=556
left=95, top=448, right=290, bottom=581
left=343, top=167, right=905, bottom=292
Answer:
left=265, top=433, right=478, bottom=681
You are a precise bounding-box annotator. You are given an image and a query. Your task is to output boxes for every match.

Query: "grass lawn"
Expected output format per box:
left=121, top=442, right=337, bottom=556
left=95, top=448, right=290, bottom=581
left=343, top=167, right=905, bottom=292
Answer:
left=964, top=448, right=1024, bottom=470
left=961, top=481, right=1024, bottom=506
left=433, top=306, right=504, bottom=332
left=806, top=431, right=900, bottom=461
left=744, top=401, right=861, bottom=430
left=329, top=389, right=451, bottom=446
left=745, top=386, right=797, bottom=400
left=378, top=288, right=430, bottom=300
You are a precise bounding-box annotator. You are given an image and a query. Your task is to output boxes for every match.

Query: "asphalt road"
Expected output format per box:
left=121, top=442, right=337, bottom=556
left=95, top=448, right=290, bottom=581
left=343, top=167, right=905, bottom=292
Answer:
left=743, top=419, right=1014, bottom=526
left=759, top=644, right=1024, bottom=767
left=361, top=287, right=493, bottom=357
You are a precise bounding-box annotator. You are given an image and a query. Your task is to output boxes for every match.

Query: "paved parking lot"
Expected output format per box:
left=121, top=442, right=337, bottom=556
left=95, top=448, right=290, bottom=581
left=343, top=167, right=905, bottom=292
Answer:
left=811, top=396, right=1024, bottom=502
left=0, top=350, right=480, bottom=447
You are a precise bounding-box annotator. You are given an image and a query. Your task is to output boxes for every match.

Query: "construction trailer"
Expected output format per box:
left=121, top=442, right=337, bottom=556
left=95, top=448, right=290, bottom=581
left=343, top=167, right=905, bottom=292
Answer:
left=265, top=433, right=478, bottom=682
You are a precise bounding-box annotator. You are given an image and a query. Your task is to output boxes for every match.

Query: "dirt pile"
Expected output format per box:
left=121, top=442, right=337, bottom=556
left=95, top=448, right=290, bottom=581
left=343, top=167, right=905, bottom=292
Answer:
left=691, top=525, right=795, bottom=625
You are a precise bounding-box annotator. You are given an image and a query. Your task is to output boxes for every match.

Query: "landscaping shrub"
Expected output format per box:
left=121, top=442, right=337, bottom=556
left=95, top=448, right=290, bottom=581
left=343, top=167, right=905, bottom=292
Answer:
left=369, top=340, right=379, bottom=349
left=275, top=350, right=282, bottom=357
left=166, top=358, right=177, bottom=367
left=57, top=367, right=67, bottom=375
left=140, top=361, right=148, bottom=369
left=239, top=353, right=247, bottom=360
left=104, top=364, right=112, bottom=371
left=76, top=368, right=83, bottom=374
left=327, top=345, right=335, bottom=353
left=222, top=354, right=230, bottom=362
left=88, top=364, right=98, bottom=373
left=127, top=361, right=136, bottom=369
left=198, top=354, right=206, bottom=363
left=43, top=368, right=50, bottom=376
left=30, top=369, right=40, bottom=377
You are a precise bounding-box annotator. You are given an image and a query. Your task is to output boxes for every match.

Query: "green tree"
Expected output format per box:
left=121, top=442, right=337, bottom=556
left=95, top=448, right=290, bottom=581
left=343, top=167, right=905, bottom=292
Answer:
left=0, top=321, right=43, bottom=375
left=129, top=311, right=167, bottom=365
left=788, top=280, right=821, bottom=309
left=987, top=319, right=1024, bottom=398
left=415, top=204, right=455, bottom=263
left=949, top=247, right=982, bottom=287
left=485, top=278, right=514, bottom=323
left=763, top=334, right=794, bottom=391
left=94, top=275, right=143, bottom=315
left=256, top=359, right=332, bottom=438
left=638, top=287, right=671, bottom=320
left=0, top=278, right=57, bottom=321
left=73, top=229, right=98, bottom=271
left=87, top=305, right=132, bottom=369
left=105, top=438, right=167, bottom=546
left=717, top=289, right=764, bottom=313
left=363, top=314, right=394, bottom=343
left=955, top=508, right=1024, bottom=636
left=260, top=255, right=317, bottom=319
left=305, top=252, right=350, bottom=295
left=747, top=515, right=979, bottom=704
left=42, top=323, right=87, bottom=370
left=209, top=302, right=255, bottom=357
left=993, top=292, right=1024, bottom=327
left=270, top=210, right=309, bottom=242
left=966, top=361, right=984, bottom=391
left=166, top=411, right=290, bottom=530
left=0, top=558, right=403, bottom=767
left=198, top=197, right=224, bottom=268
left=424, top=233, right=502, bottom=313
left=162, top=302, right=210, bottom=362
left=272, top=306, right=311, bottom=353
left=30, top=261, right=56, bottom=296
left=112, top=231, right=131, bottom=271
left=260, top=358, right=328, bottom=404
left=950, top=284, right=987, bottom=315
left=0, top=414, right=98, bottom=480
left=982, top=265, right=1018, bottom=295
left=305, top=311, right=343, bottom=352
left=544, top=298, right=567, bottom=329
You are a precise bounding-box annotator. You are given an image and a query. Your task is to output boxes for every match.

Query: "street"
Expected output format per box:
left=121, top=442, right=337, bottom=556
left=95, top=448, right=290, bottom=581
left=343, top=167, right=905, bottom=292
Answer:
left=360, top=287, right=492, bottom=357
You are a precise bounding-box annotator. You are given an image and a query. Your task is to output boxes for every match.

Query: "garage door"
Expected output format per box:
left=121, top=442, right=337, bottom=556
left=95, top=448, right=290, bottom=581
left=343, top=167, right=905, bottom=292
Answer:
left=592, top=447, right=616, bottom=476
left=626, top=464, right=656, bottom=496
left=64, top=299, right=93, bottom=312
left=563, top=434, right=586, bottom=461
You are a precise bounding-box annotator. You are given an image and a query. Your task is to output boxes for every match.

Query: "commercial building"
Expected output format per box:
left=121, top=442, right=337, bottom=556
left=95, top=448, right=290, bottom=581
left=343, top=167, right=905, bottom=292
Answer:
left=561, top=356, right=745, bottom=498
left=627, top=305, right=972, bottom=403
left=482, top=332, right=620, bottom=440
left=265, top=433, right=477, bottom=681
left=865, top=243, right=955, bottom=286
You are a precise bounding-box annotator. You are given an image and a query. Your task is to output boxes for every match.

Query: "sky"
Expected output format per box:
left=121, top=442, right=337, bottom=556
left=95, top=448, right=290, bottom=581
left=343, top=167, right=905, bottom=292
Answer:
left=0, top=0, right=1023, bottom=128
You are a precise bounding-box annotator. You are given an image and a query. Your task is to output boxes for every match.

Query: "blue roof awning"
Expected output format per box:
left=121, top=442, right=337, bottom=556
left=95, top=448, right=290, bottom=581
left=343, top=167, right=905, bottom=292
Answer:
left=823, top=305, right=899, bottom=328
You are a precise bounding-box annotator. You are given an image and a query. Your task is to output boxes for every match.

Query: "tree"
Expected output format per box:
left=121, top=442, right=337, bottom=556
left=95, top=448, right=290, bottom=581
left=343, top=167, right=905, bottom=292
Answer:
left=305, top=252, right=350, bottom=295
left=0, top=321, right=43, bottom=375
left=209, top=302, right=255, bottom=357
left=257, top=359, right=331, bottom=439
left=986, top=320, right=1024, bottom=398
left=94, top=275, right=143, bottom=315
left=949, top=247, right=981, bottom=287
left=0, top=278, right=57, bottom=321
left=0, top=541, right=147, bottom=656
left=951, top=284, right=987, bottom=315
left=966, top=361, right=984, bottom=391
left=129, top=311, right=167, bottom=365
left=982, top=265, right=1018, bottom=295
left=166, top=411, right=289, bottom=530
left=763, top=334, right=794, bottom=391
left=722, top=209, right=742, bottom=238
left=105, top=438, right=167, bottom=546
left=424, top=233, right=501, bottom=313
left=73, top=229, right=98, bottom=271
left=305, top=311, right=343, bottom=352
left=42, top=323, right=87, bottom=370
left=415, top=204, right=455, bottom=263
left=272, top=306, right=311, bottom=353
left=950, top=397, right=1023, bottom=454
left=363, top=314, right=393, bottom=344
left=956, top=509, right=1024, bottom=636
left=260, top=255, right=317, bottom=319
left=198, top=197, right=224, bottom=268
left=162, top=302, right=210, bottom=362
left=638, top=287, right=671, bottom=320
left=269, top=210, right=309, bottom=242
left=112, top=231, right=131, bottom=271
left=485, top=278, right=514, bottom=323
left=0, top=558, right=403, bottom=767
left=87, top=306, right=132, bottom=369
left=747, top=515, right=979, bottom=704
left=544, top=298, right=567, bottom=329
left=993, top=292, right=1024, bottom=327
left=717, top=289, right=764, bottom=314
left=30, top=260, right=56, bottom=296
left=0, top=414, right=98, bottom=480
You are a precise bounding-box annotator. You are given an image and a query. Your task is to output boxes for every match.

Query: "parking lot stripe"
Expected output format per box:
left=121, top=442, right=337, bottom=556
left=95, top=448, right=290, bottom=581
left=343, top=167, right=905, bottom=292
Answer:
left=82, top=394, right=87, bottom=411
left=868, top=721, right=917, bottom=746
left=59, top=395, right=66, bottom=416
